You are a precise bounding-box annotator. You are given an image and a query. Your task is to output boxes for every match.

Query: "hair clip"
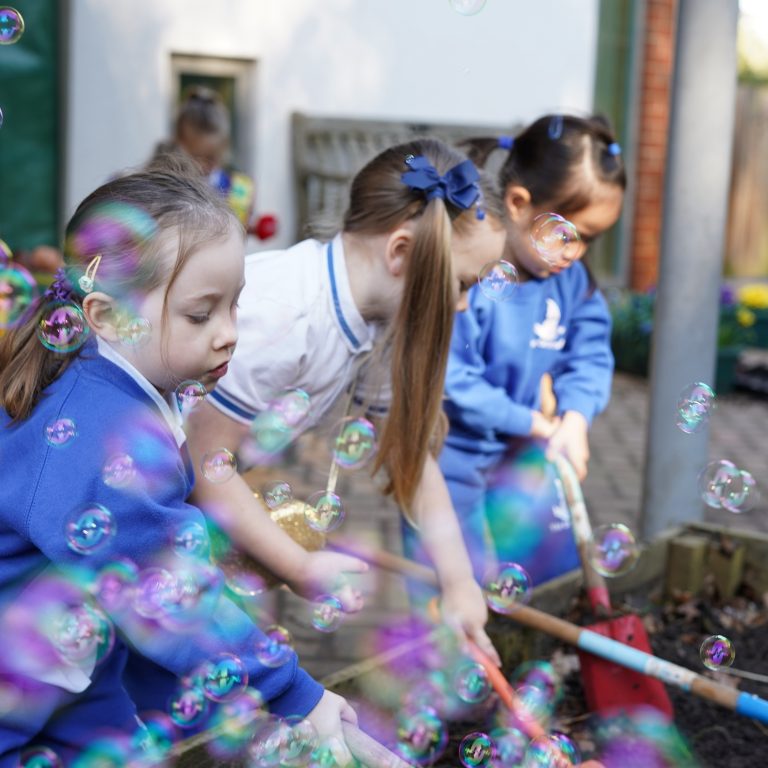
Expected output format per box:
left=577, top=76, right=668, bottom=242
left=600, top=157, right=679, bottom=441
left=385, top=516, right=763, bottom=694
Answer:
left=497, top=136, right=514, bottom=150
left=78, top=254, right=102, bottom=294
left=548, top=115, right=564, bottom=140
left=607, top=142, right=622, bottom=156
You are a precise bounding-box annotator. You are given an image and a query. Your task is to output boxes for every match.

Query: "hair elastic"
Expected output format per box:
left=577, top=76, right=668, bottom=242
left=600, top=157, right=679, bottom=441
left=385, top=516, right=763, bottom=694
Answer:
left=44, top=268, right=76, bottom=303
left=497, top=136, right=514, bottom=150
left=607, top=142, right=622, bottom=156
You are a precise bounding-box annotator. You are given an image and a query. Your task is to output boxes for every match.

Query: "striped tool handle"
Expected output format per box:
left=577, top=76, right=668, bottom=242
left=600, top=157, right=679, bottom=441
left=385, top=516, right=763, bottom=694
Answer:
left=338, top=541, right=768, bottom=725
left=554, top=455, right=612, bottom=615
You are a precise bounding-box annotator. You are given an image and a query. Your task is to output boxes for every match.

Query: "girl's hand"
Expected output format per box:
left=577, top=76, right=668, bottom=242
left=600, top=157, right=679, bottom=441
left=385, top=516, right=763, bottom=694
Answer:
left=441, top=578, right=502, bottom=666
left=305, top=689, right=358, bottom=766
left=287, top=550, right=368, bottom=613
left=530, top=410, right=561, bottom=440
left=546, top=410, right=590, bottom=480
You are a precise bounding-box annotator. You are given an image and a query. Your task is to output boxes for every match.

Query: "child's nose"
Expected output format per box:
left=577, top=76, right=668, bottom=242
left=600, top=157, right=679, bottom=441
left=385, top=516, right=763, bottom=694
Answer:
left=216, top=317, right=238, bottom=349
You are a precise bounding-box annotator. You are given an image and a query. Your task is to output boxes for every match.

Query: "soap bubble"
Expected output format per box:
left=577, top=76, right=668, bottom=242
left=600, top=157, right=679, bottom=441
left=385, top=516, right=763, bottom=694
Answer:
left=278, top=715, right=319, bottom=767
left=251, top=389, right=311, bottom=454
left=0, top=6, right=25, bottom=44
left=530, top=213, right=580, bottom=265
left=482, top=562, right=532, bottom=613
left=20, top=748, right=62, bottom=768
left=454, top=662, right=491, bottom=704
left=449, top=0, right=487, bottom=16
left=676, top=382, right=716, bottom=434
left=511, top=660, right=563, bottom=708
left=116, top=315, right=151, bottom=347
left=173, top=520, right=210, bottom=559
left=700, top=634, right=735, bottom=670
left=175, top=380, right=206, bottom=414
left=396, top=707, right=448, bottom=765
left=44, top=417, right=77, bottom=447
left=332, top=417, right=378, bottom=469
left=37, top=302, right=89, bottom=353
left=168, top=684, right=209, bottom=729
left=255, top=624, right=294, bottom=668
left=698, top=460, right=759, bottom=512
left=202, top=653, right=248, bottom=702
left=478, top=260, right=518, bottom=302
left=0, top=259, right=38, bottom=329
left=589, top=523, right=639, bottom=577
left=263, top=481, right=293, bottom=509
left=305, top=490, right=344, bottom=533
left=49, top=603, right=114, bottom=665
left=489, top=727, right=528, bottom=767
left=131, top=567, right=178, bottom=619
left=65, top=504, right=116, bottom=555
left=92, top=558, right=138, bottom=612
left=201, top=448, right=237, bottom=483
left=524, top=732, right=580, bottom=766
left=132, top=711, right=177, bottom=763
left=102, top=453, right=136, bottom=488
left=459, top=732, right=493, bottom=767
left=311, top=594, right=344, bottom=633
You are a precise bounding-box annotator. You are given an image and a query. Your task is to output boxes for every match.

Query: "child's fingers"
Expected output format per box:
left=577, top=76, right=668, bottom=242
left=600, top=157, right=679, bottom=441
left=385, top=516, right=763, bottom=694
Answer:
left=468, top=627, right=501, bottom=667
left=333, top=553, right=370, bottom=574
left=333, top=582, right=365, bottom=613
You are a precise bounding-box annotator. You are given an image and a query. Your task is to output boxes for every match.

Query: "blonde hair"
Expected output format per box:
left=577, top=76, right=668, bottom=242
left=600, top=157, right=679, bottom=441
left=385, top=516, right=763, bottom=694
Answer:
left=343, top=138, right=493, bottom=512
left=0, top=156, right=239, bottom=421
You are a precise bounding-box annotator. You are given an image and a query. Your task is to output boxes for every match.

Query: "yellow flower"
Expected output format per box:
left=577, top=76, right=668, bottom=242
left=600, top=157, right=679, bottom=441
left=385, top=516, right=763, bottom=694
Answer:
left=737, top=307, right=756, bottom=327
left=738, top=284, right=768, bottom=309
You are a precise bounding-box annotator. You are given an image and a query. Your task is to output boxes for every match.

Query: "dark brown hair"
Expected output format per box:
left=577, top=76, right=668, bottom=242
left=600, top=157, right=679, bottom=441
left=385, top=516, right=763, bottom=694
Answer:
left=175, top=86, right=230, bottom=140
left=0, top=155, right=239, bottom=421
left=343, top=138, right=495, bottom=512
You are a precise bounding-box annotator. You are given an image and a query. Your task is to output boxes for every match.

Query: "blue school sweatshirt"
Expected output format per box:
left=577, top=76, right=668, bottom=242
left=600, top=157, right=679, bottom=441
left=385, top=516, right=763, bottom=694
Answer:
left=444, top=262, right=614, bottom=456
left=0, top=344, right=322, bottom=761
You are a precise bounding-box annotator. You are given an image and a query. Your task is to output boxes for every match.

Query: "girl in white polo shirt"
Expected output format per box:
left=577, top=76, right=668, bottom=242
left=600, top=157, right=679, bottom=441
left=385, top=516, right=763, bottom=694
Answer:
left=186, top=137, right=507, bottom=663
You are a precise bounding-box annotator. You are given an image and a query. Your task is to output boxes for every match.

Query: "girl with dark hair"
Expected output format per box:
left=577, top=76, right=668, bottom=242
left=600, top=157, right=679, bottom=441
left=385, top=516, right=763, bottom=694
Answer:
left=404, top=114, right=627, bottom=588
left=0, top=160, right=354, bottom=763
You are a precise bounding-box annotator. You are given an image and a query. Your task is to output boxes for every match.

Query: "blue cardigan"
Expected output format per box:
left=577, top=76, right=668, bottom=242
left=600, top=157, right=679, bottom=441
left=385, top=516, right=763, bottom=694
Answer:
left=444, top=262, right=614, bottom=455
left=0, top=346, right=321, bottom=761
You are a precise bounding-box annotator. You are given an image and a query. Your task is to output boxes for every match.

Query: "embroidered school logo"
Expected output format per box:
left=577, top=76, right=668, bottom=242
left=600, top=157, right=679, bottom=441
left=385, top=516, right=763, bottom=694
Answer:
left=530, top=298, right=566, bottom=350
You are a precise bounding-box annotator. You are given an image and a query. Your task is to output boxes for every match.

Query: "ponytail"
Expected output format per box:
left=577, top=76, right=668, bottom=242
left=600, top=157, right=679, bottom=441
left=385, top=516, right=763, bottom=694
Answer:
left=374, top=198, right=455, bottom=510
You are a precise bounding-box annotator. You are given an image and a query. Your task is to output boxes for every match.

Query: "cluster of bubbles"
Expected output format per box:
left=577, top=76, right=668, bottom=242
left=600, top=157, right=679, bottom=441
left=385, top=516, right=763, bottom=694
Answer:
left=698, top=459, right=758, bottom=513
left=477, top=260, right=519, bottom=302
left=530, top=213, right=581, bottom=266
left=482, top=562, right=532, bottom=613
left=250, top=389, right=311, bottom=456
left=587, top=523, right=639, bottom=577
left=676, top=382, right=716, bottom=434
left=304, top=490, right=344, bottom=533
left=449, top=0, right=487, bottom=16
left=332, top=416, right=378, bottom=470
left=201, top=448, right=237, bottom=484
left=699, top=634, right=735, bottom=671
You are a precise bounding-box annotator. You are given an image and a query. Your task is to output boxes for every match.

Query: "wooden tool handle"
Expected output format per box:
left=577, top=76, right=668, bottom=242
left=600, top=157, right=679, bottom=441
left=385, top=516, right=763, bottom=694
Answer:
left=554, top=454, right=612, bottom=615
left=342, top=722, right=416, bottom=768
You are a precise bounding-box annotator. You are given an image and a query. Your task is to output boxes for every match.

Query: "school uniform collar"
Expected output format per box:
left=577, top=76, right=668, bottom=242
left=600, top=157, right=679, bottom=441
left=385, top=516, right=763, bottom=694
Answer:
left=326, top=234, right=375, bottom=353
left=96, top=337, right=187, bottom=448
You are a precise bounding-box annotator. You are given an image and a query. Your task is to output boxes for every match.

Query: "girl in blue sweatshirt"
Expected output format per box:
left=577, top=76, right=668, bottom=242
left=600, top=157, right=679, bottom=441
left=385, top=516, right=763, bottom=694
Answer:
left=404, top=115, right=626, bottom=588
left=0, top=161, right=353, bottom=766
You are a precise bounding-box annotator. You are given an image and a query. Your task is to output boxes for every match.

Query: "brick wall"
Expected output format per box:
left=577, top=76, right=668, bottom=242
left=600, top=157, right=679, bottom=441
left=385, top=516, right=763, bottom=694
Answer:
left=629, top=0, right=678, bottom=291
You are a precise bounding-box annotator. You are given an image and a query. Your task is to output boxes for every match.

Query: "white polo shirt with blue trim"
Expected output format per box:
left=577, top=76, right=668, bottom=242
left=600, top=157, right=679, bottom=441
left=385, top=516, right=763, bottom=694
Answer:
left=209, top=234, right=390, bottom=430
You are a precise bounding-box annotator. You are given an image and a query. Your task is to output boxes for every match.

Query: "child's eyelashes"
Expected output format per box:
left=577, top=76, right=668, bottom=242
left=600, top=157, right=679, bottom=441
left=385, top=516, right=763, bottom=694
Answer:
left=186, top=314, right=210, bottom=325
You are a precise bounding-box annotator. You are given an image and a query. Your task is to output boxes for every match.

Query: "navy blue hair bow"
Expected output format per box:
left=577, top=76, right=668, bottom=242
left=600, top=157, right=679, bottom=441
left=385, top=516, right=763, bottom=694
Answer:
left=401, top=156, right=481, bottom=211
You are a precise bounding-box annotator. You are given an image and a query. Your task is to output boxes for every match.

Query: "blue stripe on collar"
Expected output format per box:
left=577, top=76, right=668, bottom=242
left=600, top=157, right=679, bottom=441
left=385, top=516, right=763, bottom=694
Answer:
left=208, top=388, right=258, bottom=422
left=327, top=241, right=361, bottom=349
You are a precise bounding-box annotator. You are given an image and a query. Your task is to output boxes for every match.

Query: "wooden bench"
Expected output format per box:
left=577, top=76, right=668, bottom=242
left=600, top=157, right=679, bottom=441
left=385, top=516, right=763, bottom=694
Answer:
left=291, top=112, right=515, bottom=240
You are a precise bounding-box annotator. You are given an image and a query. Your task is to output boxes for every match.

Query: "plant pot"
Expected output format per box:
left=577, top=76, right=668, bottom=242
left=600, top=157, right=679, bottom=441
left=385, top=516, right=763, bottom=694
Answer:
left=715, top=346, right=743, bottom=395
left=749, top=309, right=768, bottom=349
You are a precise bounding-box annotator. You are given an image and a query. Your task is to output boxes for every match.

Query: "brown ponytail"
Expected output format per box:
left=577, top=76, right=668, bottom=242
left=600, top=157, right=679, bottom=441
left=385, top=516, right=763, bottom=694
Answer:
left=342, top=138, right=485, bottom=511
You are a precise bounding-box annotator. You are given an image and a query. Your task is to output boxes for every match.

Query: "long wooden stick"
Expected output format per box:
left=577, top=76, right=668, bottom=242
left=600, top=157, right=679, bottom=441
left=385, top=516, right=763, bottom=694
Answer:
left=332, top=540, right=768, bottom=725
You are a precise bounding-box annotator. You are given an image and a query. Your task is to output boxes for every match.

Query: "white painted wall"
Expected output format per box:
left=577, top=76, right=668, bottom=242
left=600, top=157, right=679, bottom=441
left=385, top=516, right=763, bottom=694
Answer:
left=66, top=0, right=599, bottom=247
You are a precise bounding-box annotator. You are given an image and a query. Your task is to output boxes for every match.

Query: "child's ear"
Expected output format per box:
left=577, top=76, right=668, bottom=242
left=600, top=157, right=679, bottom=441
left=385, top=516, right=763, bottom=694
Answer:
left=504, top=185, right=533, bottom=222
left=384, top=228, right=413, bottom=277
left=82, top=292, right=120, bottom=342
